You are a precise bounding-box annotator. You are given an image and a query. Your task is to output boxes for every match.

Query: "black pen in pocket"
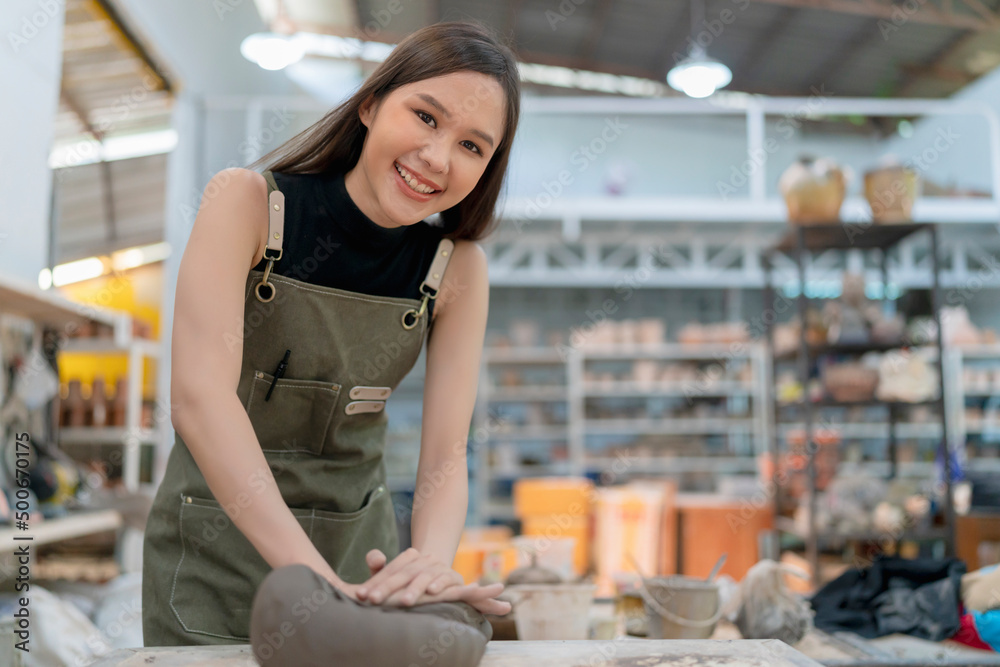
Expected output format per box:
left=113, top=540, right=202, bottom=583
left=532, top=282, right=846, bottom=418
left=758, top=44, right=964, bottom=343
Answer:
left=265, top=349, right=291, bottom=401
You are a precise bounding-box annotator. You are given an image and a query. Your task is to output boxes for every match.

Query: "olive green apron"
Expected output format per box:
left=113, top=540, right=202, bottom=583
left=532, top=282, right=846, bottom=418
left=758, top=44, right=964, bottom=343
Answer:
left=142, top=171, right=455, bottom=646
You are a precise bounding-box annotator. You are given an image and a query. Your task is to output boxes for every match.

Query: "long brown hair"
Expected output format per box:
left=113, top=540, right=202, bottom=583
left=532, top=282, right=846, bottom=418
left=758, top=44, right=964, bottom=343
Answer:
left=250, top=21, right=520, bottom=241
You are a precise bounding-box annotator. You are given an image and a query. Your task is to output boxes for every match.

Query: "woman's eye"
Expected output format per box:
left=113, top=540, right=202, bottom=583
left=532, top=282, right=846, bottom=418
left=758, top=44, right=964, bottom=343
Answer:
left=415, top=110, right=435, bottom=127
left=461, top=140, right=482, bottom=155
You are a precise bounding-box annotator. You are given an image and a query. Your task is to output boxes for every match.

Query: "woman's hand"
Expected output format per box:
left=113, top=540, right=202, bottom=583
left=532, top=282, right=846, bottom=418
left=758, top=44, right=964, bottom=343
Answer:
left=404, top=581, right=513, bottom=616
left=356, top=548, right=465, bottom=606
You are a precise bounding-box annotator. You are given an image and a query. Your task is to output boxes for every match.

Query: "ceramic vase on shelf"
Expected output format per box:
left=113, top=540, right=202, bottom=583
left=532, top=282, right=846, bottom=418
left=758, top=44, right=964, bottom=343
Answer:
left=111, top=378, right=127, bottom=427
left=778, top=156, right=847, bottom=225
left=90, top=376, right=108, bottom=428
left=63, top=379, right=87, bottom=427
left=864, top=163, right=919, bottom=223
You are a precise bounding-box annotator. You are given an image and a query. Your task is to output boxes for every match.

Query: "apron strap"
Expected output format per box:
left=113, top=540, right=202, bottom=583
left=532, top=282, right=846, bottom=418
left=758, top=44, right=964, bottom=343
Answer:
left=420, top=238, right=455, bottom=297
left=402, top=238, right=456, bottom=330
left=263, top=170, right=285, bottom=260
left=254, top=170, right=285, bottom=303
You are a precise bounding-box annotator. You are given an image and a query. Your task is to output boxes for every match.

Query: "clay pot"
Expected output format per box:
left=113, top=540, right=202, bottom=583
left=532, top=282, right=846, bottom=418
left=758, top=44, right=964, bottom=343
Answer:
left=90, top=376, right=108, bottom=428
left=864, top=165, right=919, bottom=223
left=823, top=363, right=879, bottom=402
left=779, top=156, right=846, bottom=224
left=63, top=379, right=87, bottom=427
left=111, top=378, right=128, bottom=427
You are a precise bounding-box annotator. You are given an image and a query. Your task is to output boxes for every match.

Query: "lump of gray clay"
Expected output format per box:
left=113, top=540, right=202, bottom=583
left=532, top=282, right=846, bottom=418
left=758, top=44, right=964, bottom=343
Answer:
left=250, top=564, right=492, bottom=666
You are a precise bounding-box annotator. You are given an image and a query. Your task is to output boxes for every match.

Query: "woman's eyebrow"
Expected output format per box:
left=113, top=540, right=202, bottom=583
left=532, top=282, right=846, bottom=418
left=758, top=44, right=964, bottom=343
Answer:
left=416, top=92, right=495, bottom=148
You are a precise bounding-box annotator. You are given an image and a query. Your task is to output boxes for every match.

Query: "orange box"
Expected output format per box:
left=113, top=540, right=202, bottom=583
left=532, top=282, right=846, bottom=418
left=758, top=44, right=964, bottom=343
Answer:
left=452, top=544, right=485, bottom=584
left=676, top=493, right=774, bottom=581
left=513, top=477, right=593, bottom=517
left=520, top=514, right=590, bottom=576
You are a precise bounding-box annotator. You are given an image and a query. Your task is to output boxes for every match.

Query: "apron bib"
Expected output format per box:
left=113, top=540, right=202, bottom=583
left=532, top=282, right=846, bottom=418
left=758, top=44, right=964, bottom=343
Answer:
left=142, top=171, right=455, bottom=645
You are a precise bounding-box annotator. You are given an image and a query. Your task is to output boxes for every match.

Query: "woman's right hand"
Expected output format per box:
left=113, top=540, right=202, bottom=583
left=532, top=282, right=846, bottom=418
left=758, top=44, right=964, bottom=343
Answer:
left=406, top=581, right=512, bottom=616
left=337, top=578, right=509, bottom=615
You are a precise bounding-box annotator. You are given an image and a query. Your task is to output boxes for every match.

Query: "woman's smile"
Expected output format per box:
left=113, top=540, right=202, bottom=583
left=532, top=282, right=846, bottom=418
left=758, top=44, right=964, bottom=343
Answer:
left=394, top=162, right=443, bottom=201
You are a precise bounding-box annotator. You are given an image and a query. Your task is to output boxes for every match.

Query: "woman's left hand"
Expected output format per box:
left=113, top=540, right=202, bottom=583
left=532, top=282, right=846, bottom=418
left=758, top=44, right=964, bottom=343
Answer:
left=357, top=547, right=465, bottom=606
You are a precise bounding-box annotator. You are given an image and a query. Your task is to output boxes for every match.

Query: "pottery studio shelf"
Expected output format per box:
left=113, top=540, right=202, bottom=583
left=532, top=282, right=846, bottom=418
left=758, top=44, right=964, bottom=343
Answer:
left=472, top=343, right=770, bottom=523
left=0, top=509, right=122, bottom=554
left=0, top=271, right=165, bottom=492
left=763, top=223, right=954, bottom=586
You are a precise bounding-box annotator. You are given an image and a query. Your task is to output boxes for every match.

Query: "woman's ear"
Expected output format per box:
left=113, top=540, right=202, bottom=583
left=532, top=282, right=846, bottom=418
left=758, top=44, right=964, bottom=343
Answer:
left=358, top=95, right=379, bottom=129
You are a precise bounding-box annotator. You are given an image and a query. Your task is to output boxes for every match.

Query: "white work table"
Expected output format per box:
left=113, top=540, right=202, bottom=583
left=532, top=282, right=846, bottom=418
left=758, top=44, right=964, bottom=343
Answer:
left=90, top=638, right=822, bottom=666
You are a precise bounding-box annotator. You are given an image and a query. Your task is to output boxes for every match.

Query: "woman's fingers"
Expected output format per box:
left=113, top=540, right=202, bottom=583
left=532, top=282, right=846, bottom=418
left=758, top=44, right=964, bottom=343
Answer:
left=365, top=557, right=438, bottom=603
left=356, top=547, right=420, bottom=600
left=421, top=581, right=504, bottom=604
left=426, top=570, right=464, bottom=595
left=365, top=549, right=387, bottom=576
left=384, top=569, right=438, bottom=606
left=407, top=581, right=512, bottom=615
left=467, top=597, right=512, bottom=616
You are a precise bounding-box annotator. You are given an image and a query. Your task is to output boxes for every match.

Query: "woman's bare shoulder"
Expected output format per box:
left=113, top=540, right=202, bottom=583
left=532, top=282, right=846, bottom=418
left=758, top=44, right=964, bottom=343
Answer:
left=431, top=239, right=487, bottom=322
left=197, top=167, right=270, bottom=270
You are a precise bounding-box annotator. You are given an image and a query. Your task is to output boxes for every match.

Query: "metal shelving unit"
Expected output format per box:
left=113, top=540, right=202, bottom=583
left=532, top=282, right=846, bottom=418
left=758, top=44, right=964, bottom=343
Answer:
left=0, top=272, right=163, bottom=493
left=763, top=223, right=954, bottom=586
left=471, top=342, right=770, bottom=523
left=953, top=345, right=1000, bottom=454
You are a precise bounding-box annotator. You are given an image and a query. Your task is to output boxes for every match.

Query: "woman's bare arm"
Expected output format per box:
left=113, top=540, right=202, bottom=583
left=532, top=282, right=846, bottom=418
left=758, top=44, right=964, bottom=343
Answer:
left=169, top=167, right=347, bottom=589
left=409, top=240, right=489, bottom=566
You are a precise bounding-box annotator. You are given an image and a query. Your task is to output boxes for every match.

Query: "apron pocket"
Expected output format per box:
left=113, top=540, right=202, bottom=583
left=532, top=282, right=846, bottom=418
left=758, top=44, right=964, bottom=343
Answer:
left=244, top=369, right=340, bottom=456
left=308, top=484, right=400, bottom=585
left=170, top=493, right=310, bottom=641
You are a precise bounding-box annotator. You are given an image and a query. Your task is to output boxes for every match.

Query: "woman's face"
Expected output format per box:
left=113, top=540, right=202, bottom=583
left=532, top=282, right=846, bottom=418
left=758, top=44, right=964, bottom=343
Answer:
left=346, top=71, right=507, bottom=228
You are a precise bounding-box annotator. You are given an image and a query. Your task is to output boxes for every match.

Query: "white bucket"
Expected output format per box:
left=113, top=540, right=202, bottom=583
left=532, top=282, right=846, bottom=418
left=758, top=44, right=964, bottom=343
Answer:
left=507, top=583, right=596, bottom=640
left=641, top=575, right=722, bottom=640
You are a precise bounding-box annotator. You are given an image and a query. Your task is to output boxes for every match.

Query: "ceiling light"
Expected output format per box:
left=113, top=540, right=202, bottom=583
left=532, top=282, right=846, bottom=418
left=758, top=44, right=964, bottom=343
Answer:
left=240, top=32, right=305, bottom=71
left=241, top=29, right=666, bottom=96
left=667, top=51, right=733, bottom=98
left=50, top=257, right=106, bottom=287
left=111, top=242, right=172, bottom=271
left=667, top=0, right=733, bottom=98
left=49, top=129, right=178, bottom=169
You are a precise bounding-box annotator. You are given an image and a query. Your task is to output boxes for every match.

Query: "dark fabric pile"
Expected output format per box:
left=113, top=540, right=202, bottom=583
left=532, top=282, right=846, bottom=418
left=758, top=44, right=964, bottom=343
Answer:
left=809, top=556, right=966, bottom=641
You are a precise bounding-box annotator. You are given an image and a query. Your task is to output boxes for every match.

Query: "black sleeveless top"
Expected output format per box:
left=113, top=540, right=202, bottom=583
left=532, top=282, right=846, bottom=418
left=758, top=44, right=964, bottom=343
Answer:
left=252, top=170, right=448, bottom=318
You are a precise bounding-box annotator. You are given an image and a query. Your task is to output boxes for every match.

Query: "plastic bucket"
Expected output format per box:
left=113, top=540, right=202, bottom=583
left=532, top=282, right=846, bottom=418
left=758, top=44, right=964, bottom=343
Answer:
left=640, top=575, right=722, bottom=640
left=507, top=583, right=596, bottom=640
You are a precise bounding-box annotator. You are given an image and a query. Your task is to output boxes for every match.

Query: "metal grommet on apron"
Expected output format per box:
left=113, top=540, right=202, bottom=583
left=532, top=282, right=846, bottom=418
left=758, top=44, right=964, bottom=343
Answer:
left=142, top=169, right=458, bottom=646
left=401, top=241, right=453, bottom=330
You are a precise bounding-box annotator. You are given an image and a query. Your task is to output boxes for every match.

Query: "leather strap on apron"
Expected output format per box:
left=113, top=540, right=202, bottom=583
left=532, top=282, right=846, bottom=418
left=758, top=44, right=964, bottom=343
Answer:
left=254, top=170, right=455, bottom=333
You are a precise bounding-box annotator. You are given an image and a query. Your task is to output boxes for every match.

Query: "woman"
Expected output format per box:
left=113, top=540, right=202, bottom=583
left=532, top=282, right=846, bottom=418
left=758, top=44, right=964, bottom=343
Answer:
left=142, top=20, right=520, bottom=650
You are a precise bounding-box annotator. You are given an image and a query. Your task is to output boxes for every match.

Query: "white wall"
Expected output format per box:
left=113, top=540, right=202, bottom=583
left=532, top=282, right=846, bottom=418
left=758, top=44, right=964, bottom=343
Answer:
left=883, top=73, right=1000, bottom=196
left=0, top=0, right=65, bottom=283
left=505, top=110, right=883, bottom=201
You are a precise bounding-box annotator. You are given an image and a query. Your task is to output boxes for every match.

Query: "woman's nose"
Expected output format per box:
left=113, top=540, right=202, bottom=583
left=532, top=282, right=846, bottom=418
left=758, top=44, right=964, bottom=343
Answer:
left=418, top=137, right=448, bottom=174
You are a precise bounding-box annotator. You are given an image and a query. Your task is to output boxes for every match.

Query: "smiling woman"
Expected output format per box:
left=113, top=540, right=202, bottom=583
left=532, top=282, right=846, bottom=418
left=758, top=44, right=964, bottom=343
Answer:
left=347, top=70, right=507, bottom=230
left=141, top=20, right=521, bottom=663
left=256, top=20, right=521, bottom=241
